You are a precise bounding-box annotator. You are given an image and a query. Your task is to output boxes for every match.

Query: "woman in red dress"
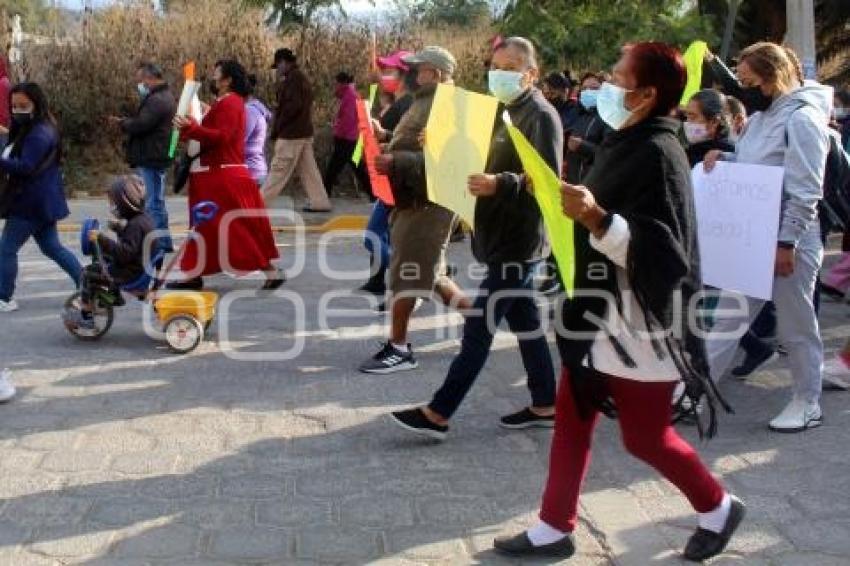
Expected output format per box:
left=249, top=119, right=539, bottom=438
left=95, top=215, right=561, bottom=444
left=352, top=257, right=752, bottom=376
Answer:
left=170, top=59, right=283, bottom=290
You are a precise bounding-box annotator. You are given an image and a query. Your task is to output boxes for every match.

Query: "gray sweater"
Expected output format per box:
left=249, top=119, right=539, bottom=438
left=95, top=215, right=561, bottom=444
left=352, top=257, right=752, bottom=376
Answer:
left=722, top=81, right=833, bottom=245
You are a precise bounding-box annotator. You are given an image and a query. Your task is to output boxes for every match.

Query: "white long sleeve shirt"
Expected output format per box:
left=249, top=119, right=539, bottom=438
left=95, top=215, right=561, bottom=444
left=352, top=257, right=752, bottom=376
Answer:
left=582, top=214, right=681, bottom=382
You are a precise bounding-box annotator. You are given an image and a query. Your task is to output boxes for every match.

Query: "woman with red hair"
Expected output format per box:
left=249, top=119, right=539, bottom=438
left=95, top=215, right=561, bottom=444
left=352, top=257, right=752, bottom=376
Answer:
left=494, top=43, right=744, bottom=562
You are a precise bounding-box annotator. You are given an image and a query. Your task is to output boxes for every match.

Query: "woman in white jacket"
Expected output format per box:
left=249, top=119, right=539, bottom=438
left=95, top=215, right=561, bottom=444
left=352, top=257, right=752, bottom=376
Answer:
left=704, top=42, right=833, bottom=432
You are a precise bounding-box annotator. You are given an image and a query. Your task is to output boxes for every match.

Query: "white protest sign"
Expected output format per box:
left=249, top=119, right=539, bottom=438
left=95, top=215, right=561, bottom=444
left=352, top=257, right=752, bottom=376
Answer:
left=176, top=80, right=201, bottom=117
left=692, top=161, right=784, bottom=300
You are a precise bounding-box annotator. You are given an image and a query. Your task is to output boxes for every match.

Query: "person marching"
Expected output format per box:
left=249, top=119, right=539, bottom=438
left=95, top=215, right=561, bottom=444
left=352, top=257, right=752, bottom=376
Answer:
left=389, top=37, right=560, bottom=438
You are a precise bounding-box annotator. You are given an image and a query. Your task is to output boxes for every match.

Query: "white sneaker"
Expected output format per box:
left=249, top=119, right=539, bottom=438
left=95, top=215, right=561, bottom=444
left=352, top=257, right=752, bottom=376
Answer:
left=823, top=355, right=850, bottom=391
left=768, top=397, right=822, bottom=432
left=0, top=369, right=15, bottom=403
left=0, top=299, right=19, bottom=313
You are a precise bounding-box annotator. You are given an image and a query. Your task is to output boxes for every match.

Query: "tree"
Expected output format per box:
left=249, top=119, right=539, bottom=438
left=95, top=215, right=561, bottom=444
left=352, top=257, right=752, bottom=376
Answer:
left=241, top=0, right=345, bottom=30
left=394, top=0, right=491, bottom=26
left=500, top=0, right=717, bottom=72
left=698, top=0, right=850, bottom=84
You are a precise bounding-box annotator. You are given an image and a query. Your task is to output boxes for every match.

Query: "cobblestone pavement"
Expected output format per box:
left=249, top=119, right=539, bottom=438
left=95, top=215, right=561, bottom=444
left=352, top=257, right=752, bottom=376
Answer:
left=0, top=214, right=848, bottom=565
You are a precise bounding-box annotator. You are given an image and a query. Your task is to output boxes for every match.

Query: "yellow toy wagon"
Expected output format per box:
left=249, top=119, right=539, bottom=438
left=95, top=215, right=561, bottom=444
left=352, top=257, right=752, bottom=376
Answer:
left=63, top=201, right=220, bottom=354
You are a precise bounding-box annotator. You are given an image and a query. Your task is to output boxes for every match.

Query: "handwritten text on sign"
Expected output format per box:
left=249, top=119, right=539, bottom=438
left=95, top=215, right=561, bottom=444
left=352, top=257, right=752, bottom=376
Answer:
left=692, top=161, right=784, bottom=300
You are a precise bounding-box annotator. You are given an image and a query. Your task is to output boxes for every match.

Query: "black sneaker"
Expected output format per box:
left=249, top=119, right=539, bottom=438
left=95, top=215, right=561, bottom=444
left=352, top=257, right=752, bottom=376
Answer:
left=499, top=408, right=555, bottom=430
left=731, top=349, right=779, bottom=379
left=493, top=531, right=575, bottom=558
left=683, top=495, right=746, bottom=562
left=359, top=342, right=418, bottom=374
left=389, top=408, right=448, bottom=440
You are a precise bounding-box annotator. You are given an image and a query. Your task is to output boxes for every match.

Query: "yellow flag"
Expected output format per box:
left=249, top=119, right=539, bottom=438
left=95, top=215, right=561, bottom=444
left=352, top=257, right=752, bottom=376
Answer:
left=681, top=40, right=709, bottom=105
left=424, top=84, right=499, bottom=228
left=503, top=112, right=574, bottom=295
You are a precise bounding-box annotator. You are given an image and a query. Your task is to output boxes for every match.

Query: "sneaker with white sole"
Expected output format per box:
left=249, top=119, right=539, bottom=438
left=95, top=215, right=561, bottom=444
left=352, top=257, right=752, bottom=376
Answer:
left=823, top=355, right=850, bottom=391
left=0, top=299, right=19, bottom=313
left=359, top=342, right=418, bottom=374
left=0, top=369, right=15, bottom=403
left=768, top=398, right=823, bottom=432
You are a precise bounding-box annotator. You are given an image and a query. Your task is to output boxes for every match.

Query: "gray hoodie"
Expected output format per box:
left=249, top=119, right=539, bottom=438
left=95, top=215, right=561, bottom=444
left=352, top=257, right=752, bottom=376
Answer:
left=723, top=81, right=833, bottom=245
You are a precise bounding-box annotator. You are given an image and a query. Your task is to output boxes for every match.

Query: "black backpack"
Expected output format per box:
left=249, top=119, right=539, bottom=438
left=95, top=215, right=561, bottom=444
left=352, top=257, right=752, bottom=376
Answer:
left=820, top=133, right=850, bottom=234
left=786, top=102, right=850, bottom=234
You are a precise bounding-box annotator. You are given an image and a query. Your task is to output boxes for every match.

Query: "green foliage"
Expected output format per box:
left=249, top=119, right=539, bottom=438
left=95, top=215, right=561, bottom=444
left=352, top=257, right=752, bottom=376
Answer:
left=241, top=0, right=345, bottom=30
left=394, top=0, right=491, bottom=26
left=500, top=0, right=718, bottom=73
left=0, top=0, right=49, bottom=31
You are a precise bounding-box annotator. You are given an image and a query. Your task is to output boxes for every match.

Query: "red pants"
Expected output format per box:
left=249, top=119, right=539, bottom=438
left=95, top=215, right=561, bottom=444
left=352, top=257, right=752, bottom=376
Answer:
left=540, top=368, right=724, bottom=532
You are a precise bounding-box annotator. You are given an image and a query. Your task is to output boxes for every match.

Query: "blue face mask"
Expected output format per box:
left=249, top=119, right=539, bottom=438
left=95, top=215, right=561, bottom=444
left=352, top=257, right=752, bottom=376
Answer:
left=596, top=82, right=633, bottom=130
left=137, top=83, right=149, bottom=98
left=580, top=89, right=598, bottom=109
left=488, top=69, right=526, bottom=104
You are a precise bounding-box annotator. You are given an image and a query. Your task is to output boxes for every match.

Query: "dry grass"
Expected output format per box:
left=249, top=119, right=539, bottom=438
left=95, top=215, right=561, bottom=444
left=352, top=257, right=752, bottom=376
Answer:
left=18, top=0, right=493, bottom=195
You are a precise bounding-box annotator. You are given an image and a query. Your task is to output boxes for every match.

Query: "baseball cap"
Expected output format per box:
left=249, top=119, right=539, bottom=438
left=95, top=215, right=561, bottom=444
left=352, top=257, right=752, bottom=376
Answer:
left=402, top=46, right=457, bottom=75
left=377, top=50, right=413, bottom=72
left=270, top=48, right=296, bottom=69
left=543, top=72, right=570, bottom=90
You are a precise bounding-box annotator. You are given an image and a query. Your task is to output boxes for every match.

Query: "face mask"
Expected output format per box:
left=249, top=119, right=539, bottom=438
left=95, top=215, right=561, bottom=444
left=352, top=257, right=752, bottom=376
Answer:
left=137, top=83, right=149, bottom=98
left=380, top=76, right=400, bottom=94
left=683, top=121, right=710, bottom=144
left=488, top=69, right=526, bottom=104
left=11, top=111, right=33, bottom=126
left=740, top=85, right=772, bottom=112
left=596, top=82, right=633, bottom=130
left=836, top=107, right=849, bottom=120
left=209, top=79, right=220, bottom=97
left=580, top=89, right=598, bottom=109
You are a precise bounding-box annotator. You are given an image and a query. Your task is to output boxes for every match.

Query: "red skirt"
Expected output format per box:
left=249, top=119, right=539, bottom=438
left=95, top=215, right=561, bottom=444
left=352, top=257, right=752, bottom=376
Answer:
left=180, top=166, right=279, bottom=276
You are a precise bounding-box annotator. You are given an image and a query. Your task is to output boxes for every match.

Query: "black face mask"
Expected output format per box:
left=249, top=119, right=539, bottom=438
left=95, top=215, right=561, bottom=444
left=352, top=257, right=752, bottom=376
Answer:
left=11, top=111, right=33, bottom=126
left=740, top=85, right=772, bottom=113
left=209, top=80, right=220, bottom=97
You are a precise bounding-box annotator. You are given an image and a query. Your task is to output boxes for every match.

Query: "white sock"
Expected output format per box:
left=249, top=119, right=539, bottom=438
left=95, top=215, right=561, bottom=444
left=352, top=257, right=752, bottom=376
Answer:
left=526, top=521, right=568, bottom=546
left=391, top=342, right=410, bottom=353
left=698, top=492, right=731, bottom=533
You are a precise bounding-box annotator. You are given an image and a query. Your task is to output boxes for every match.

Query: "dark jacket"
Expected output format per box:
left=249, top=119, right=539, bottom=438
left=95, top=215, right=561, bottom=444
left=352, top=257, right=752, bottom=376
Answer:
left=0, top=121, right=68, bottom=224
left=98, top=203, right=154, bottom=283
left=564, top=105, right=611, bottom=184
left=551, top=97, right=580, bottom=132
left=270, top=66, right=315, bottom=140
left=387, top=84, right=437, bottom=210
left=556, top=117, right=727, bottom=436
left=686, top=137, right=735, bottom=168
left=121, top=83, right=177, bottom=169
left=380, top=93, right=414, bottom=139
left=472, top=88, right=564, bottom=264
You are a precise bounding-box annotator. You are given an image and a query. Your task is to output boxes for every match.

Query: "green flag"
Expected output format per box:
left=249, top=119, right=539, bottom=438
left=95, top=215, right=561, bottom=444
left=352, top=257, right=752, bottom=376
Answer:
left=681, top=41, right=708, bottom=105
left=352, top=84, right=379, bottom=166
left=503, top=112, right=575, bottom=295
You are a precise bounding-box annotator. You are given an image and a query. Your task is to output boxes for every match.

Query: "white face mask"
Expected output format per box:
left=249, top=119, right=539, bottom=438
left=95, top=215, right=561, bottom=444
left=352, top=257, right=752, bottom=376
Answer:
left=683, top=121, right=710, bottom=144
left=488, top=69, right=527, bottom=105
left=596, top=82, right=633, bottom=130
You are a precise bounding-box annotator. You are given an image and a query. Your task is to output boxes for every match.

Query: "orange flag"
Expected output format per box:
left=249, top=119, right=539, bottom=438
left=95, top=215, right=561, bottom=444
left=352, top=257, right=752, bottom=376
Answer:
left=355, top=98, right=394, bottom=206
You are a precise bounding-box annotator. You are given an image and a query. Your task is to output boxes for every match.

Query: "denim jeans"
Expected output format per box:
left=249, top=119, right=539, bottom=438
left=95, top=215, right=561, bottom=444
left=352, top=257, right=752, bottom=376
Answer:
left=136, top=167, right=173, bottom=252
left=429, top=261, right=556, bottom=419
left=364, top=200, right=391, bottom=271
left=0, top=217, right=82, bottom=301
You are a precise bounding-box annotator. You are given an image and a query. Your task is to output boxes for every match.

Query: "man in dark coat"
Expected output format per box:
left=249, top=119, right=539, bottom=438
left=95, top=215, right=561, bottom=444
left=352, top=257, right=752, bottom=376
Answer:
left=113, top=63, right=176, bottom=252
